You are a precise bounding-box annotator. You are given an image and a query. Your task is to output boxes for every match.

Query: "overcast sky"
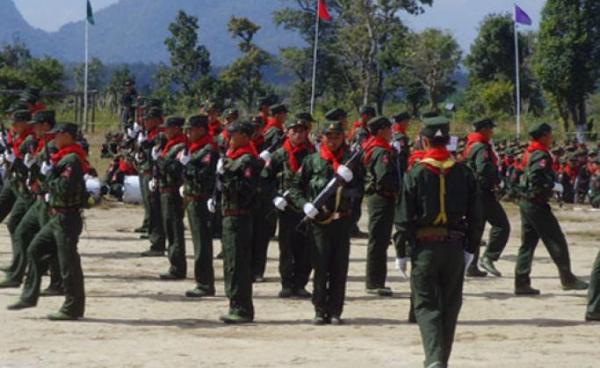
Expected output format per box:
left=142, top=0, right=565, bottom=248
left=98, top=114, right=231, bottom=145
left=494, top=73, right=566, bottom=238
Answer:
left=14, top=0, right=546, bottom=51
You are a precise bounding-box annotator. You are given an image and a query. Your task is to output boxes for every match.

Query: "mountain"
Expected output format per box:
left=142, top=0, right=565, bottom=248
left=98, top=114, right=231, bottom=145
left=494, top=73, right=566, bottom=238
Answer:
left=1, top=0, right=302, bottom=66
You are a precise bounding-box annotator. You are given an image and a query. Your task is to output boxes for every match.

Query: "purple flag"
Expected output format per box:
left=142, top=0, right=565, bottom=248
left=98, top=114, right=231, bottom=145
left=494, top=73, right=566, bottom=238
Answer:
left=515, top=4, right=532, bottom=25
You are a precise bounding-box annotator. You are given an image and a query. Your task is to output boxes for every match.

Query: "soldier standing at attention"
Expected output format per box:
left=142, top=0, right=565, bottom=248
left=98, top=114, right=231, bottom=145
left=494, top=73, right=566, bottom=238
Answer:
left=363, top=117, right=399, bottom=297
left=154, top=117, right=188, bottom=280
left=289, top=121, right=357, bottom=325
left=515, top=123, right=588, bottom=295
left=269, top=117, right=314, bottom=298
left=8, top=123, right=88, bottom=321
left=120, top=79, right=138, bottom=131
left=217, top=121, right=261, bottom=324
left=179, top=114, right=218, bottom=297
left=396, top=116, right=480, bottom=368
left=464, top=118, right=510, bottom=278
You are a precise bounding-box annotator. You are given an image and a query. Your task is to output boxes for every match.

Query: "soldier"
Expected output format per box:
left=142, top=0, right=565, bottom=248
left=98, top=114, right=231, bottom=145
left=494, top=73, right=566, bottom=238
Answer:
left=215, top=121, right=262, bottom=323
left=8, top=123, right=88, bottom=320
left=348, top=106, right=375, bottom=146
left=396, top=116, right=480, bottom=368
left=587, top=250, right=600, bottom=321
left=269, top=117, right=315, bottom=298
left=391, top=112, right=412, bottom=261
left=120, top=79, right=138, bottom=131
left=205, top=102, right=222, bottom=137
left=289, top=121, right=358, bottom=325
left=180, top=114, right=218, bottom=297
left=363, top=116, right=399, bottom=297
left=138, top=107, right=166, bottom=257
left=464, top=118, right=510, bottom=278
left=154, top=116, right=188, bottom=280
left=515, top=123, right=588, bottom=295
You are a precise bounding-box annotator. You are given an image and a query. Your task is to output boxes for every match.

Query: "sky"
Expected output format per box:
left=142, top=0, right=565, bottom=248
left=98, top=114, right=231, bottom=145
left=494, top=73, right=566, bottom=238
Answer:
left=14, top=0, right=546, bottom=51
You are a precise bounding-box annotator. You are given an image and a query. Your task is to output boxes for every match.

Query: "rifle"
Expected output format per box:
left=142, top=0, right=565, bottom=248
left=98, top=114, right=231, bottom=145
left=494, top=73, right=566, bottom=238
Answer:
left=149, top=135, right=167, bottom=192
left=297, top=144, right=363, bottom=227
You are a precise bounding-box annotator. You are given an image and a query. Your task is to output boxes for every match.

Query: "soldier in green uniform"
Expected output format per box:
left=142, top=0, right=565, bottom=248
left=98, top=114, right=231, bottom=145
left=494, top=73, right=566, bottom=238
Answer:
left=154, top=116, right=188, bottom=280
left=180, top=114, right=218, bottom=297
left=8, top=123, right=88, bottom=320
left=515, top=123, right=588, bottom=295
left=464, top=118, right=510, bottom=277
left=396, top=116, right=480, bottom=368
left=268, top=117, right=314, bottom=298
left=138, top=107, right=166, bottom=257
left=289, top=121, right=358, bottom=325
left=0, top=110, right=36, bottom=286
left=587, top=251, right=600, bottom=321
left=216, top=121, right=261, bottom=323
left=363, top=116, right=399, bottom=297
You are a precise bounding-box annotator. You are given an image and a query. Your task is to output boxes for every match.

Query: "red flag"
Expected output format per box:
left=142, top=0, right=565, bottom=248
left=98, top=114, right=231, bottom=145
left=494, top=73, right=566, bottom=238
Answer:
left=318, top=0, right=333, bottom=21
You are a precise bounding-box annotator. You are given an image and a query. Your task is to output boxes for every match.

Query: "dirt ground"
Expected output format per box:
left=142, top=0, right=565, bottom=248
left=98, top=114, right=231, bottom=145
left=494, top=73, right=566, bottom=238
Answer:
left=1, top=201, right=599, bottom=368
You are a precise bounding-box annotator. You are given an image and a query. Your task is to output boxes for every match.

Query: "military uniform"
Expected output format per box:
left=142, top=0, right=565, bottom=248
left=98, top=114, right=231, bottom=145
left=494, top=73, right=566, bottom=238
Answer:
left=156, top=117, right=188, bottom=279
left=464, top=119, right=510, bottom=277
left=587, top=251, right=600, bottom=321
left=219, top=121, right=262, bottom=323
left=362, top=117, right=399, bottom=296
left=515, top=123, right=588, bottom=294
left=396, top=117, right=480, bottom=368
left=181, top=115, right=218, bottom=296
left=9, top=123, right=88, bottom=320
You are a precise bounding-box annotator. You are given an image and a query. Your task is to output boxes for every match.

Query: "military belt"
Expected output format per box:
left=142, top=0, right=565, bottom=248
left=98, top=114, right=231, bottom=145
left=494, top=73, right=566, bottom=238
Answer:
left=186, top=194, right=210, bottom=201
left=159, top=187, right=179, bottom=194
left=223, top=209, right=250, bottom=217
left=50, top=207, right=81, bottom=215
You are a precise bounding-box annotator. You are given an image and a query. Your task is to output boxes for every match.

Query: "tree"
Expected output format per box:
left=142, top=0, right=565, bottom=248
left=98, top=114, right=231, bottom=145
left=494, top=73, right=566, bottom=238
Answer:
left=106, top=66, right=134, bottom=113
left=534, top=0, right=600, bottom=132
left=74, top=57, right=104, bottom=92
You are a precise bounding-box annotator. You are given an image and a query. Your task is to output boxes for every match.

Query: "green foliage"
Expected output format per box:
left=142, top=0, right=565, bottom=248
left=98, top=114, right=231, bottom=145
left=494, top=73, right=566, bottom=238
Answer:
left=73, top=57, right=105, bottom=92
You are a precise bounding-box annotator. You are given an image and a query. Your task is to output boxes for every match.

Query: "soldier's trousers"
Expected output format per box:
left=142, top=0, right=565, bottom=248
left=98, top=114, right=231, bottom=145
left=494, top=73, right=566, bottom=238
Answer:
left=251, top=198, right=276, bottom=279
left=515, top=201, right=576, bottom=287
left=351, top=193, right=364, bottom=233
left=366, top=194, right=395, bottom=289
left=222, top=214, right=254, bottom=319
left=4, top=195, right=34, bottom=275
left=586, top=251, right=600, bottom=318
left=143, top=175, right=165, bottom=252
left=0, top=181, right=16, bottom=225
left=411, top=242, right=464, bottom=367
left=278, top=210, right=311, bottom=290
left=139, top=174, right=150, bottom=231
left=20, top=211, right=85, bottom=317
left=161, top=193, right=186, bottom=277
left=187, top=199, right=215, bottom=293
left=476, top=192, right=510, bottom=262
left=311, top=217, right=351, bottom=317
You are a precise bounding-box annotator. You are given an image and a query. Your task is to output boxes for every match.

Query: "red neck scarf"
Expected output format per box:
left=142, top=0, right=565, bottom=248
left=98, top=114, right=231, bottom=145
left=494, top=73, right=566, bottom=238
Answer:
left=282, top=138, right=314, bottom=172
left=227, top=143, right=258, bottom=160
left=264, top=117, right=283, bottom=133
left=147, top=126, right=162, bottom=141
left=522, top=140, right=550, bottom=167
left=421, top=147, right=453, bottom=174
left=465, top=132, right=498, bottom=165
left=12, top=127, right=35, bottom=158
left=34, top=133, right=56, bottom=155
left=161, top=134, right=188, bottom=158
left=393, top=124, right=407, bottom=135
left=118, top=157, right=136, bottom=174
left=51, top=143, right=90, bottom=173
left=29, top=103, right=47, bottom=115
left=320, top=141, right=346, bottom=171
left=189, top=134, right=216, bottom=154
left=362, top=136, right=392, bottom=165
left=409, top=150, right=425, bottom=168
left=348, top=120, right=369, bottom=141
left=208, top=119, right=222, bottom=136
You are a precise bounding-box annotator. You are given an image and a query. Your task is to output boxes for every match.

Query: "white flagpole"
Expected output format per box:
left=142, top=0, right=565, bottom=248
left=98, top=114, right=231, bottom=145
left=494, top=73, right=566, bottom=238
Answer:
left=84, top=12, right=89, bottom=131
left=309, top=0, right=320, bottom=115
left=514, top=7, right=521, bottom=140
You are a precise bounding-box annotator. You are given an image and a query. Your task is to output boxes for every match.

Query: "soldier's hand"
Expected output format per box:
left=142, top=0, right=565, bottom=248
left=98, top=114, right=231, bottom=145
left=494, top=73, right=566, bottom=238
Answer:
left=151, top=146, right=161, bottom=161
left=273, top=196, right=288, bottom=211
left=137, top=132, right=147, bottom=145
left=207, top=198, right=217, bottom=213
left=178, top=150, right=191, bottom=166
left=148, top=178, right=157, bottom=192
left=393, top=141, right=402, bottom=152
left=23, top=153, right=36, bottom=168
left=179, top=186, right=185, bottom=198
left=132, top=122, right=141, bottom=134
left=127, top=128, right=137, bottom=139
left=4, top=151, right=16, bottom=164
left=336, top=165, right=354, bottom=183
left=259, top=150, right=272, bottom=164
left=396, top=257, right=409, bottom=279
left=40, top=161, right=54, bottom=176
left=303, top=203, right=319, bottom=219
left=216, top=158, right=225, bottom=175
left=464, top=252, right=474, bottom=275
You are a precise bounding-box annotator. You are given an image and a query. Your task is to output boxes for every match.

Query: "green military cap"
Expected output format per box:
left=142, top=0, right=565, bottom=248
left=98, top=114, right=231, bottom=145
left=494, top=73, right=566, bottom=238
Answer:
left=251, top=115, right=266, bottom=130
left=143, top=98, right=162, bottom=109
left=270, top=103, right=288, bottom=115
left=367, top=116, right=392, bottom=133
left=144, top=107, right=163, bottom=120
left=295, top=112, right=315, bottom=123
left=30, top=110, right=56, bottom=126
left=528, top=122, right=552, bottom=139
left=51, top=122, right=79, bottom=137
left=324, top=107, right=347, bottom=122
left=473, top=118, right=496, bottom=131
left=322, top=121, right=345, bottom=135
left=163, top=116, right=185, bottom=128
left=223, top=108, right=239, bottom=118
left=227, top=120, right=255, bottom=136
left=359, top=105, right=376, bottom=117
left=421, top=116, right=450, bottom=139
left=393, top=112, right=411, bottom=123
left=135, top=97, right=147, bottom=108
left=12, top=109, right=31, bottom=123
left=285, top=118, right=309, bottom=130
left=185, top=114, right=209, bottom=129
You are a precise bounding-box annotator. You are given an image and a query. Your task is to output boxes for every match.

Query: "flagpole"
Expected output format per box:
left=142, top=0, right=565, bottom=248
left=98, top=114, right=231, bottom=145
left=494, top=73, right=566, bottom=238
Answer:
left=84, top=11, right=89, bottom=132
left=309, top=0, right=320, bottom=115
left=513, top=7, right=521, bottom=141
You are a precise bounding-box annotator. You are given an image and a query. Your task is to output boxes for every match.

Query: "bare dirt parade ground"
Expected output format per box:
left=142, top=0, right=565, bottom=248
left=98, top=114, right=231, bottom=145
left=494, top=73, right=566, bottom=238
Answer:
left=1, top=201, right=599, bottom=367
